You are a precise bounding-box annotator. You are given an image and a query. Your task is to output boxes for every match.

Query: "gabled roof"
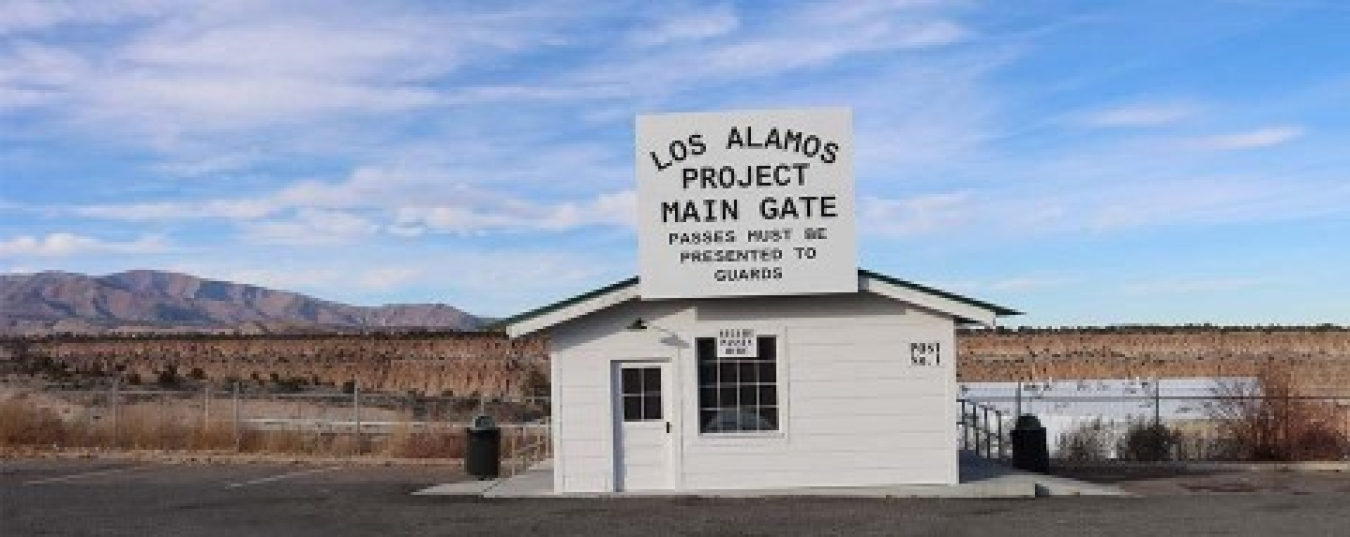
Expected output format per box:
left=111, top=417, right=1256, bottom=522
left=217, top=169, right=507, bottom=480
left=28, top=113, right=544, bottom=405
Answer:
left=496, top=269, right=1020, bottom=337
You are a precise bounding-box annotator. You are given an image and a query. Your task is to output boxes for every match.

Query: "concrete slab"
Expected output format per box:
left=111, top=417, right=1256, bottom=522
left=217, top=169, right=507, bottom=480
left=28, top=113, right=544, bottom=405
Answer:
left=410, top=479, right=496, bottom=496
left=1030, top=474, right=1131, bottom=497
left=413, top=452, right=1128, bottom=499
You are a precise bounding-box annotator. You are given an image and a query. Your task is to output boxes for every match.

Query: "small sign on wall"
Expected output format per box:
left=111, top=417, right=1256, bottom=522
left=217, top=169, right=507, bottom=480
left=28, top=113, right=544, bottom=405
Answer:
left=910, top=341, right=943, bottom=367
left=717, top=328, right=758, bottom=358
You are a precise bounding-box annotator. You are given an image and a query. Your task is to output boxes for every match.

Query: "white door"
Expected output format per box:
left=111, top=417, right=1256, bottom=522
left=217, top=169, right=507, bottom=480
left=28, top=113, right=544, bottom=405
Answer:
left=613, top=361, right=674, bottom=491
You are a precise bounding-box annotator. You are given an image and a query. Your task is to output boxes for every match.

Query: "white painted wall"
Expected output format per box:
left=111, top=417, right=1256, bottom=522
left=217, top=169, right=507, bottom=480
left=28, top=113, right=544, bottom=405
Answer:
left=545, top=292, right=959, bottom=493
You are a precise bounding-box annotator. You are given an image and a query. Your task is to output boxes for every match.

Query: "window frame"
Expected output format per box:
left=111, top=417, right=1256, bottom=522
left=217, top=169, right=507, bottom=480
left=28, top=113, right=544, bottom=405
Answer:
left=619, top=364, right=665, bottom=423
left=691, top=331, right=786, bottom=439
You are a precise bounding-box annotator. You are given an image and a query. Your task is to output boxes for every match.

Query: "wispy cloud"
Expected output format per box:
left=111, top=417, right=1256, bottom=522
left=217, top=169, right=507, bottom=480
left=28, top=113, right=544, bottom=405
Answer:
left=239, top=209, right=379, bottom=246
left=627, top=4, right=739, bottom=48
left=0, top=1, right=575, bottom=152
left=392, top=190, right=635, bottom=235
left=0, top=233, right=168, bottom=257
left=63, top=166, right=638, bottom=240
left=860, top=192, right=974, bottom=236
left=1187, top=126, right=1305, bottom=150
left=1080, top=100, right=1201, bottom=127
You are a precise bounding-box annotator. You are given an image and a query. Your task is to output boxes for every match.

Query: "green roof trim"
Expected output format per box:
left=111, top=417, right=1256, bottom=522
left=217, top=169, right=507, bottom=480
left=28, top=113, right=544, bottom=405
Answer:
left=858, top=269, right=1022, bottom=317
left=492, top=269, right=1020, bottom=331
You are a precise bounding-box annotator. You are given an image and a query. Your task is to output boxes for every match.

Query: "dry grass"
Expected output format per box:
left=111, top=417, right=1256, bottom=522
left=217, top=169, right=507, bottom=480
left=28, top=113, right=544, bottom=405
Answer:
left=0, top=394, right=485, bottom=459
left=0, top=396, right=67, bottom=446
left=381, top=423, right=466, bottom=459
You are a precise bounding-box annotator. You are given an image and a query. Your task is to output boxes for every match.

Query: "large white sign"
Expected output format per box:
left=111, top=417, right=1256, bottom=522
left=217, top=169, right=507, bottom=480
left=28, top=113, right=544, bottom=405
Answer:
left=636, top=108, right=857, bottom=299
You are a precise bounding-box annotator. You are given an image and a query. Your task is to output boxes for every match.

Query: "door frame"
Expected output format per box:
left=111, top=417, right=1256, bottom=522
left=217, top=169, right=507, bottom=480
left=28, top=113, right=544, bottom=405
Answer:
left=610, top=358, right=682, bottom=491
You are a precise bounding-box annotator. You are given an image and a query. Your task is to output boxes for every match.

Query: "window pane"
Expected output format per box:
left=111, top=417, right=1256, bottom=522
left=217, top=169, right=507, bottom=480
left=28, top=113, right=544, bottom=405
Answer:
left=700, top=386, right=718, bottom=407
left=718, top=363, right=738, bottom=384
left=755, top=336, right=776, bottom=361
left=757, top=362, right=776, bottom=383
left=698, top=364, right=715, bottom=384
left=758, top=385, right=778, bottom=406
left=642, top=368, right=661, bottom=394
left=623, top=395, right=642, bottom=421
left=696, top=337, right=716, bottom=359
left=643, top=394, right=663, bottom=420
left=719, top=386, right=738, bottom=407
left=738, top=362, right=757, bottom=383
left=622, top=368, right=640, bottom=395
left=741, top=385, right=758, bottom=406
left=758, top=406, right=778, bottom=429
left=700, top=410, right=719, bottom=432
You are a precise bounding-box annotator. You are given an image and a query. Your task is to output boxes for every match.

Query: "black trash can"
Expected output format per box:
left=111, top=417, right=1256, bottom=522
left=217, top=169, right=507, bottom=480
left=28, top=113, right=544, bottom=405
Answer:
left=465, top=414, right=501, bottom=480
left=1010, top=414, right=1050, bottom=474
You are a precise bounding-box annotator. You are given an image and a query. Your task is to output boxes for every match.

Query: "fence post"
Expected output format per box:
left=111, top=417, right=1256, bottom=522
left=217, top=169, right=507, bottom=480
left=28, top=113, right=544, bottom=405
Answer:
left=1282, top=395, right=1291, bottom=458
left=1153, top=379, right=1162, bottom=427
left=982, top=405, right=991, bottom=458
left=111, top=376, right=121, bottom=449
left=960, top=401, right=968, bottom=450
left=232, top=382, right=241, bottom=452
left=1343, top=402, right=1349, bottom=461
left=353, top=381, right=362, bottom=455
left=996, top=409, right=1005, bottom=460
left=203, top=384, right=211, bottom=431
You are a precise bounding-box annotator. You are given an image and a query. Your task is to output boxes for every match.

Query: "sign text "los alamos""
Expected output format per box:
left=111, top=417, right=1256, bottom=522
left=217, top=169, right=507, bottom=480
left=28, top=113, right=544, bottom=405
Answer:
left=636, top=109, right=857, bottom=299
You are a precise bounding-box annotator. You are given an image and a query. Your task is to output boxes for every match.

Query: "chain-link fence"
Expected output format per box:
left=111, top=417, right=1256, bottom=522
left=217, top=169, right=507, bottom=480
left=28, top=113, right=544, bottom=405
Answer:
left=959, top=378, right=1350, bottom=463
left=0, top=382, right=550, bottom=462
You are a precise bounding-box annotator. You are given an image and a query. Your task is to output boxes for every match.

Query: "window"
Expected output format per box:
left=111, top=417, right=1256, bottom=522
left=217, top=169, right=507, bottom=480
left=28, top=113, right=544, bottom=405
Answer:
left=620, top=366, right=663, bottom=422
left=696, top=336, right=779, bottom=433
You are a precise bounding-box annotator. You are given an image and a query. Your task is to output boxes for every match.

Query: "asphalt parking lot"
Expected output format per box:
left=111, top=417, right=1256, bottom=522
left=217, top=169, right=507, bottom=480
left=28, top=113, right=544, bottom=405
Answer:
left=4, top=458, right=1350, bottom=536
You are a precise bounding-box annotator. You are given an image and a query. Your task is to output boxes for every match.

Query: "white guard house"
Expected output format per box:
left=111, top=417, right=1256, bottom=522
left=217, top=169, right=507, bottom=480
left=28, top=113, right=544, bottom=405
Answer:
left=500, top=269, right=1019, bottom=493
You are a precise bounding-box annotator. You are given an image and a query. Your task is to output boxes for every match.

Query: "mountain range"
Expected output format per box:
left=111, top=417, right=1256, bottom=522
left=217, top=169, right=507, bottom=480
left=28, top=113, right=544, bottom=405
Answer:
left=0, top=270, right=483, bottom=334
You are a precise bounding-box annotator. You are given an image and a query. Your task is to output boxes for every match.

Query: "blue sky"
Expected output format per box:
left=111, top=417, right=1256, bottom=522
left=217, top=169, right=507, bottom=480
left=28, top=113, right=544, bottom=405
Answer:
left=2, top=0, right=1348, bottom=325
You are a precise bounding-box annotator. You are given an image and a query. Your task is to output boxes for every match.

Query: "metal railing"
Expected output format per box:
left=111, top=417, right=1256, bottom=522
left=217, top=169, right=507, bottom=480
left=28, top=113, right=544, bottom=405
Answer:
left=503, top=416, right=552, bottom=477
left=958, top=399, right=1007, bottom=460
left=960, top=391, right=1350, bottom=463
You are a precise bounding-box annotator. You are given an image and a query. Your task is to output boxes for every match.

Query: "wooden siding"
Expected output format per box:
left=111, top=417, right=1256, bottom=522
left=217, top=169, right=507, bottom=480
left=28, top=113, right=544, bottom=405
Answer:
left=547, top=292, right=958, bottom=492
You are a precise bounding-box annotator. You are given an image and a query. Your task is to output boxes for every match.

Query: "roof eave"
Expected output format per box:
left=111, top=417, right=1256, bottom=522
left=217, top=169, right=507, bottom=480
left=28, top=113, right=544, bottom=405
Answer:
left=497, top=269, right=1021, bottom=337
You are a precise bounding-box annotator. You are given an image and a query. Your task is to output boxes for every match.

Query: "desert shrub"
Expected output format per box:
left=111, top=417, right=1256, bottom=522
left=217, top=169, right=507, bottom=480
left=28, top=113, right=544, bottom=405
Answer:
left=1057, top=418, right=1114, bottom=462
left=1207, top=363, right=1348, bottom=461
left=1116, top=418, right=1177, bottom=461
left=521, top=368, right=550, bottom=398
left=271, top=376, right=304, bottom=393
left=156, top=365, right=180, bottom=388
